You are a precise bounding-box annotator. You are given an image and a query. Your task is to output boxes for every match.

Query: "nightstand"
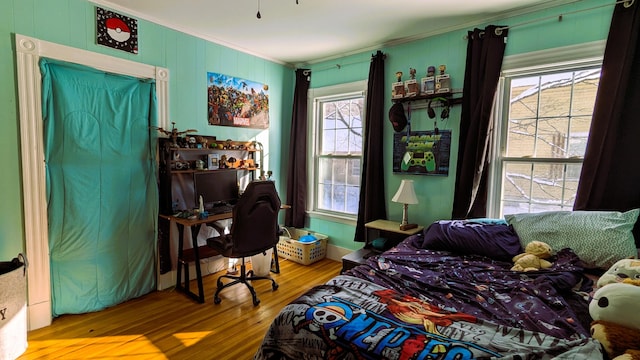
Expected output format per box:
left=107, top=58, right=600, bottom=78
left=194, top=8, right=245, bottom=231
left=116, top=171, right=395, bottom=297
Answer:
left=341, top=219, right=424, bottom=273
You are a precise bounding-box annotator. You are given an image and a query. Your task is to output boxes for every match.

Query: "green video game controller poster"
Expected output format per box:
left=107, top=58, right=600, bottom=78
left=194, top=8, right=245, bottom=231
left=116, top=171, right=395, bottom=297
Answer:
left=393, top=130, right=451, bottom=175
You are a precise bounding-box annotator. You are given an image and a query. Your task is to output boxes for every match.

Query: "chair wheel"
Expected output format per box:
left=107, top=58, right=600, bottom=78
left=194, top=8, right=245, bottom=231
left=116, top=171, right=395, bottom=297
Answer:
left=272, top=283, right=279, bottom=291
left=214, top=296, right=221, bottom=304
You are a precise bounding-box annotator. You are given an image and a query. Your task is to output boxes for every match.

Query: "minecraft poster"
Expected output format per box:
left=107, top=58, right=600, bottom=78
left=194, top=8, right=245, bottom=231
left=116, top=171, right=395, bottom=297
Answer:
left=207, top=72, right=269, bottom=129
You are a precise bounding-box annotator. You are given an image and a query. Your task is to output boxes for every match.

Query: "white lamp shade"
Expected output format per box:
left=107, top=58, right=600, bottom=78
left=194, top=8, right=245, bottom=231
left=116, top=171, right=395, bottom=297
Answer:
left=392, top=179, right=418, bottom=205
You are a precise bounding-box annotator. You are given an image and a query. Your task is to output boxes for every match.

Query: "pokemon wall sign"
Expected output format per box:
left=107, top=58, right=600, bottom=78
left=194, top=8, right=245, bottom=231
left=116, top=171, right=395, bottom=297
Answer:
left=96, top=7, right=138, bottom=54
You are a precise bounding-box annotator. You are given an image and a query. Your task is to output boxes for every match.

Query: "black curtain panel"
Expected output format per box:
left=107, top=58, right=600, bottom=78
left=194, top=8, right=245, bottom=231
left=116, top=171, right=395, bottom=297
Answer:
left=284, top=69, right=311, bottom=228
left=354, top=50, right=387, bottom=242
left=574, top=1, right=640, bottom=243
left=451, top=26, right=508, bottom=219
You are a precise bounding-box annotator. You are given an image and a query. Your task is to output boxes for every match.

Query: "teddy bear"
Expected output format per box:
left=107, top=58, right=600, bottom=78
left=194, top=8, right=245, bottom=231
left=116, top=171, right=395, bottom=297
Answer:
left=597, top=259, right=640, bottom=288
left=511, top=240, right=553, bottom=272
left=589, top=281, right=640, bottom=359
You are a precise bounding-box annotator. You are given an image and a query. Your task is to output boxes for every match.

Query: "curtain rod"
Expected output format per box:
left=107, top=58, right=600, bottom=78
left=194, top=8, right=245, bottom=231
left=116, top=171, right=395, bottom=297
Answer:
left=493, top=0, right=633, bottom=36
left=302, top=57, right=374, bottom=75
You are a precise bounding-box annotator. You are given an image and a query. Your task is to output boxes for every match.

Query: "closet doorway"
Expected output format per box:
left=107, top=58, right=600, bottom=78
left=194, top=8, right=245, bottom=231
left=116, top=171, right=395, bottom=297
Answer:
left=15, top=34, right=169, bottom=329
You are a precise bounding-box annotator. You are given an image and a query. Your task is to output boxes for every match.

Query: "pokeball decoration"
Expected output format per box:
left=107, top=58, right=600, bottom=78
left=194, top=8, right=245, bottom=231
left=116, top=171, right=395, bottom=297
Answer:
left=96, top=7, right=138, bottom=54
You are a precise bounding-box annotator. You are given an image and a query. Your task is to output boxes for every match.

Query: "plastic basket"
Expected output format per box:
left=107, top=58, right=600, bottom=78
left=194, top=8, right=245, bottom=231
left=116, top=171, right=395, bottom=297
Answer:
left=276, top=228, right=328, bottom=265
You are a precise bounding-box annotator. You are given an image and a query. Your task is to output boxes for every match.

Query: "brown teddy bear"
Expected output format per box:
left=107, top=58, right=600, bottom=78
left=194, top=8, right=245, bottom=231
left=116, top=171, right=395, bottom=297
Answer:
left=591, top=320, right=640, bottom=360
left=511, top=240, right=553, bottom=272
left=590, top=280, right=640, bottom=359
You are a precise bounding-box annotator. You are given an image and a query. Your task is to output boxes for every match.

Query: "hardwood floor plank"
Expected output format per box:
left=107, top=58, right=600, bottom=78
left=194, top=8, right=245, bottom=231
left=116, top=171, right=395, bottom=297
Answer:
left=18, top=257, right=342, bottom=360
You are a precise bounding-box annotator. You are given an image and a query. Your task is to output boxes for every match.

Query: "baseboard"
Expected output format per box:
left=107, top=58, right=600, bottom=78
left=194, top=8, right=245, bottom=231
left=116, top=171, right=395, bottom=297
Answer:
left=325, top=244, right=352, bottom=262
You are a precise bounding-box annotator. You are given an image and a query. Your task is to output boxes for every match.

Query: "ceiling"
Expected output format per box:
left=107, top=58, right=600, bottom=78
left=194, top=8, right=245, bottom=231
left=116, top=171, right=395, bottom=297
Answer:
left=93, top=0, right=570, bottom=66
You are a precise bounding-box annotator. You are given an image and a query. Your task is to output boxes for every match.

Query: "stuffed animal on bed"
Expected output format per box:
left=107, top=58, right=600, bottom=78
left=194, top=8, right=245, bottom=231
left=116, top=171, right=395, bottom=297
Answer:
left=589, top=282, right=640, bottom=360
left=597, top=259, right=640, bottom=288
left=511, top=240, right=553, bottom=272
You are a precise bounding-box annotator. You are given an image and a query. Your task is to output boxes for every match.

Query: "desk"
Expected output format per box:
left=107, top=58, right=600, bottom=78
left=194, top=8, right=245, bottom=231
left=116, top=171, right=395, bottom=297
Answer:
left=161, top=204, right=287, bottom=303
left=341, top=219, right=424, bottom=273
left=160, top=212, right=232, bottom=303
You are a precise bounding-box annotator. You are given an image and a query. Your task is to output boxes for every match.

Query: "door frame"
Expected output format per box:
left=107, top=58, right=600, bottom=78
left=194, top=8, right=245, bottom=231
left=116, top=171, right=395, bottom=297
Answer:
left=15, top=34, right=169, bottom=330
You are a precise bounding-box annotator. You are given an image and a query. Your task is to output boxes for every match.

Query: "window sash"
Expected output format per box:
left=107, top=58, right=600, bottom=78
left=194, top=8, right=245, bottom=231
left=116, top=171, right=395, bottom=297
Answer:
left=488, top=50, right=602, bottom=218
left=307, top=81, right=366, bottom=221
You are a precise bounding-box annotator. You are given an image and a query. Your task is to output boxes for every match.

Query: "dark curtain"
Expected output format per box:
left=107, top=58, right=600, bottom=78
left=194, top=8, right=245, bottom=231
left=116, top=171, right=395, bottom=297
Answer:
left=354, top=50, right=387, bottom=242
left=574, top=1, right=640, bottom=244
left=285, top=69, right=311, bottom=228
left=451, top=26, right=508, bottom=219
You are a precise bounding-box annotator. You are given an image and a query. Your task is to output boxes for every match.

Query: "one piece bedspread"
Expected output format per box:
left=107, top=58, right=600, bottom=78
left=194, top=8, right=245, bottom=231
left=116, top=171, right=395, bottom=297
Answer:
left=255, top=234, right=603, bottom=359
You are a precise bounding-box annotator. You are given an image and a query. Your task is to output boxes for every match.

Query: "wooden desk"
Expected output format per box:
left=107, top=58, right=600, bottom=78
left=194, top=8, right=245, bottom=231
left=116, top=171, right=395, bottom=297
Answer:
left=160, top=212, right=232, bottom=303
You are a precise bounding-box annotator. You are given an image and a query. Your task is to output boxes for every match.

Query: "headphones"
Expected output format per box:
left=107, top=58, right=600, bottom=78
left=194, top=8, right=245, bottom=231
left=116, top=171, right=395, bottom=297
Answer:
left=427, top=97, right=450, bottom=120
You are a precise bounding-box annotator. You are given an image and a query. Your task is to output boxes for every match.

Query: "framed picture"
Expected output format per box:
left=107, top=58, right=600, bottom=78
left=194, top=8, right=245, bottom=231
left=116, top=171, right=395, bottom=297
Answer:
left=96, top=7, right=138, bottom=54
left=207, top=72, right=270, bottom=129
left=393, top=130, right=452, bottom=175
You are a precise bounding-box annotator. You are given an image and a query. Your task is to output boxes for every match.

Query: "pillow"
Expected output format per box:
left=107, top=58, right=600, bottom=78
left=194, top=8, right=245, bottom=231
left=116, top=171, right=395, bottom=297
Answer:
left=419, top=220, right=523, bottom=261
left=505, top=209, right=640, bottom=269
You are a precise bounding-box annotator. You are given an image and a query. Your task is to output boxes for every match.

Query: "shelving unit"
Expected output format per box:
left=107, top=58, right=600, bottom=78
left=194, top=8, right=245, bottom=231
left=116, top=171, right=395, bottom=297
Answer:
left=392, top=90, right=463, bottom=110
left=158, top=136, right=263, bottom=214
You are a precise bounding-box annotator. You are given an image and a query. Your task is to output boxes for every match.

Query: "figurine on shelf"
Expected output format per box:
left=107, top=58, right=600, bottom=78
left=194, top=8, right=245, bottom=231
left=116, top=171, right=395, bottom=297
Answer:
left=421, top=66, right=436, bottom=95
left=392, top=71, right=406, bottom=99
left=436, top=64, right=451, bottom=94
left=153, top=122, right=197, bottom=147
left=219, top=154, right=228, bottom=169
left=405, top=67, right=419, bottom=97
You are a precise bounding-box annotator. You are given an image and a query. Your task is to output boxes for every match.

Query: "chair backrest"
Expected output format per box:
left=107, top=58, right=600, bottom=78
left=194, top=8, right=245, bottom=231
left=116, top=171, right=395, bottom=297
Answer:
left=229, top=180, right=281, bottom=257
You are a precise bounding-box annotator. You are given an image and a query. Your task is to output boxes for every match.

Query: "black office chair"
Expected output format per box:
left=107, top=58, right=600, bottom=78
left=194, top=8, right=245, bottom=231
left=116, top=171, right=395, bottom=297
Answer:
left=206, top=180, right=281, bottom=306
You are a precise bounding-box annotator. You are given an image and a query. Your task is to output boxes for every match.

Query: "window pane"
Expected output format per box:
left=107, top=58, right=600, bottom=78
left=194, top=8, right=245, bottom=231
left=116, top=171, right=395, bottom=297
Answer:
left=539, top=72, right=573, bottom=117
left=536, top=117, right=568, bottom=158
left=531, top=163, right=563, bottom=206
left=347, top=158, right=361, bottom=186
left=506, top=118, right=537, bottom=157
left=571, top=70, right=600, bottom=116
left=345, top=185, right=359, bottom=214
left=322, top=129, right=335, bottom=154
left=335, top=129, right=349, bottom=154
left=503, top=162, right=532, bottom=203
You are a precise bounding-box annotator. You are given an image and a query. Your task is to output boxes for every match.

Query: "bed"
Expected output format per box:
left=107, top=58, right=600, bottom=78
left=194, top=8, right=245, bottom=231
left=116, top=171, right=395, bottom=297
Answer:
left=254, top=210, right=639, bottom=359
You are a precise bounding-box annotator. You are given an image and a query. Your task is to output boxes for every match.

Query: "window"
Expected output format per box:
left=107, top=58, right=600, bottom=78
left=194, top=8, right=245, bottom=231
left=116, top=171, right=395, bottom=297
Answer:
left=490, top=47, right=603, bottom=217
left=308, top=81, right=366, bottom=219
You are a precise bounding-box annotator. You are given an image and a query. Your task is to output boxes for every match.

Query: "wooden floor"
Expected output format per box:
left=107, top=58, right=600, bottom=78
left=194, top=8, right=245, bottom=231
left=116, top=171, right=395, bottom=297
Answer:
left=18, top=257, right=343, bottom=360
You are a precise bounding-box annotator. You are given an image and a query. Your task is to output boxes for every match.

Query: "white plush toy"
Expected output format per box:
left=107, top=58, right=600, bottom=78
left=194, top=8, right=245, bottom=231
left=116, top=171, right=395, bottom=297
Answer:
left=597, top=259, right=640, bottom=288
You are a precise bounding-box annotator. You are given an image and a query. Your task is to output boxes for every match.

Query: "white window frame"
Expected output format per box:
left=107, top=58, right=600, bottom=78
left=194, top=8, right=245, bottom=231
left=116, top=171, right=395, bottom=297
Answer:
left=487, top=41, right=605, bottom=218
left=307, top=80, right=367, bottom=224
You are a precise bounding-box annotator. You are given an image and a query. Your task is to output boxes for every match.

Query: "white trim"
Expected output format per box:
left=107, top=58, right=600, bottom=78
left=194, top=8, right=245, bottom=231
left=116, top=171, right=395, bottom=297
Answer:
left=501, top=40, right=606, bottom=74
left=15, top=34, right=169, bottom=330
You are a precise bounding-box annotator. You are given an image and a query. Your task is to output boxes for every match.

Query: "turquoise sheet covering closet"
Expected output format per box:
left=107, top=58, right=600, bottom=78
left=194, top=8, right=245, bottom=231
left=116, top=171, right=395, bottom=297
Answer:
left=40, top=58, right=158, bottom=316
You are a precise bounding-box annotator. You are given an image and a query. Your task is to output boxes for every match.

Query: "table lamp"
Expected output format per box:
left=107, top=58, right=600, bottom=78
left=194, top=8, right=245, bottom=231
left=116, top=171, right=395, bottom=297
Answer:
left=392, top=179, right=419, bottom=230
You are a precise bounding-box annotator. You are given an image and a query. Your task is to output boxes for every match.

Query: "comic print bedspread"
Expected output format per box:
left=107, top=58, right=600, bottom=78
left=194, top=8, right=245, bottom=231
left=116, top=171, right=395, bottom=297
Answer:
left=254, top=236, right=604, bottom=359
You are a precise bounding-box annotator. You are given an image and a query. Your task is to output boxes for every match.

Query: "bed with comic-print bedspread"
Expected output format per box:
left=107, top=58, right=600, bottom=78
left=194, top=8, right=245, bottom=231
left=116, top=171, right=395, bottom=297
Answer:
left=254, top=212, right=640, bottom=360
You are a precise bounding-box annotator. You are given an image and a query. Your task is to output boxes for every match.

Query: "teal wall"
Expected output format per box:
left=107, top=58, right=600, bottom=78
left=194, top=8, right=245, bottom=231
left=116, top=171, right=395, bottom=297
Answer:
left=0, top=0, right=615, bottom=259
left=0, top=0, right=293, bottom=259
left=307, top=0, right=613, bottom=251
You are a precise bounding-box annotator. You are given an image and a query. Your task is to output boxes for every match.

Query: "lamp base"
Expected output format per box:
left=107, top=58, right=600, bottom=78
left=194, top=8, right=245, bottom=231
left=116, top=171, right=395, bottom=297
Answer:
left=399, top=223, right=418, bottom=231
